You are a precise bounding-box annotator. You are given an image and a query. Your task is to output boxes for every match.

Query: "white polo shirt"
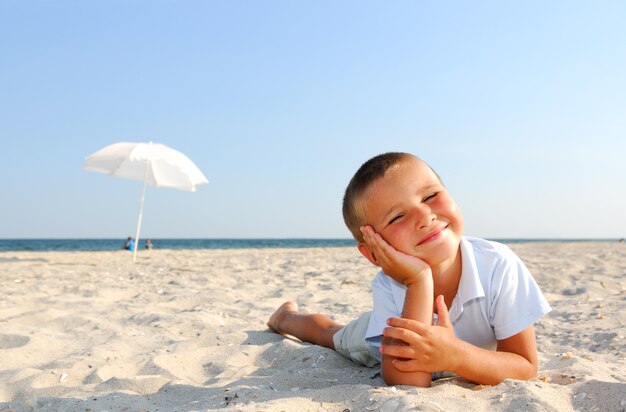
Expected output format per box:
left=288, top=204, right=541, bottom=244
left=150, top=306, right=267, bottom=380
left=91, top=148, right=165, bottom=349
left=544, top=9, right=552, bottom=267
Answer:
left=364, top=237, right=552, bottom=350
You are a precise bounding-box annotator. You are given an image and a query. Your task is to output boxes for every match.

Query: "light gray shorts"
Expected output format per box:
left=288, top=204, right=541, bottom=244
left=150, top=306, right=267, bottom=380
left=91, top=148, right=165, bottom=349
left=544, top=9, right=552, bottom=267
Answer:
left=332, top=311, right=381, bottom=368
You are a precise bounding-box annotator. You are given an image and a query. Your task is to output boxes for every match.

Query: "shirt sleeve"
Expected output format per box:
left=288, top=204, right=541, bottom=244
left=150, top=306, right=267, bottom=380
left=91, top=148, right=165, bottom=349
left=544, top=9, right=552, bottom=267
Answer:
left=364, top=271, right=404, bottom=346
left=489, top=249, right=552, bottom=340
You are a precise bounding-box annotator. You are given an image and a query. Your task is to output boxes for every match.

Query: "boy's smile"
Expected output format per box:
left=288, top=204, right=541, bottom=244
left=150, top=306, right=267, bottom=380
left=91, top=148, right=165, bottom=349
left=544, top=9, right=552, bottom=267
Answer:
left=417, top=222, right=449, bottom=245
left=359, top=157, right=464, bottom=269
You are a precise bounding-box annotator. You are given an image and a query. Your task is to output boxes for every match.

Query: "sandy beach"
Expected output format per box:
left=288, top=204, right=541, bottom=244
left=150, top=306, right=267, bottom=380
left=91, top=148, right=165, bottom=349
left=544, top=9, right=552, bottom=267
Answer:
left=0, top=242, right=624, bottom=411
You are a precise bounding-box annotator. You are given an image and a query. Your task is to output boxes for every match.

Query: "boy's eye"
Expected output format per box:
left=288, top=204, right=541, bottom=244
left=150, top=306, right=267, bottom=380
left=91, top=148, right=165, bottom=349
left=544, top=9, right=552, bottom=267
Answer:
left=388, top=214, right=404, bottom=225
left=423, top=193, right=437, bottom=202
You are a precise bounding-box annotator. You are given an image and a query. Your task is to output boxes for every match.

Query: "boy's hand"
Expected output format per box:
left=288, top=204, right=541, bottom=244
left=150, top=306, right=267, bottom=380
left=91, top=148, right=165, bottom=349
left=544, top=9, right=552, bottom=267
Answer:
left=380, top=295, right=459, bottom=373
left=360, top=225, right=431, bottom=286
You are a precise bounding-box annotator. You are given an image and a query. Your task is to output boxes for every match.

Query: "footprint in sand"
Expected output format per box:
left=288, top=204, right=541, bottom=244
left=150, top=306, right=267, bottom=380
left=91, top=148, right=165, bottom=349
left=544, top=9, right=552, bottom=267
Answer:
left=0, top=334, right=30, bottom=349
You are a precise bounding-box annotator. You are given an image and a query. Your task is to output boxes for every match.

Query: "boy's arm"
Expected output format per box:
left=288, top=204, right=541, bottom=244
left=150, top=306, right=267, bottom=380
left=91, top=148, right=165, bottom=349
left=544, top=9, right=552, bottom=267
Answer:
left=382, top=298, right=539, bottom=385
left=381, top=280, right=433, bottom=387
left=459, top=325, right=538, bottom=384
left=360, top=226, right=433, bottom=387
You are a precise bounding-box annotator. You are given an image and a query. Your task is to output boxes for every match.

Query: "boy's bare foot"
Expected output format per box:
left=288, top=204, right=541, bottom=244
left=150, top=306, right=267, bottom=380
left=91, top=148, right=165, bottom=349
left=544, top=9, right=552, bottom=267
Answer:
left=267, top=301, right=299, bottom=335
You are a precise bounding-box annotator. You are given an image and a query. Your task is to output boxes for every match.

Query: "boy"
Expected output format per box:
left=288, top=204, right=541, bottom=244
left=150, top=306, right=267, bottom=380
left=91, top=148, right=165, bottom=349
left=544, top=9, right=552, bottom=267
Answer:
left=267, top=152, right=551, bottom=387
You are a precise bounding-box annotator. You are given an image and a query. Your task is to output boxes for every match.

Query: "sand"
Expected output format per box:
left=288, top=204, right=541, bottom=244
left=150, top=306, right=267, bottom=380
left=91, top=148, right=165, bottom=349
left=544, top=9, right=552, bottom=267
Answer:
left=0, top=242, right=624, bottom=411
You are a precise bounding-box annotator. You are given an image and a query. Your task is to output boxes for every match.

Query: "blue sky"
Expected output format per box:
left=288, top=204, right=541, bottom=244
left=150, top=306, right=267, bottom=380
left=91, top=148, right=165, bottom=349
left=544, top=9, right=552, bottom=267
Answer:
left=1, top=1, right=625, bottom=239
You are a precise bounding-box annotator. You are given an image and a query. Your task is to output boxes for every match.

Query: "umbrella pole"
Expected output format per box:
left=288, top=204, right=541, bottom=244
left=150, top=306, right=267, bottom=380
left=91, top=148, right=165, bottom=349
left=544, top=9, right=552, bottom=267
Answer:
left=133, top=164, right=149, bottom=262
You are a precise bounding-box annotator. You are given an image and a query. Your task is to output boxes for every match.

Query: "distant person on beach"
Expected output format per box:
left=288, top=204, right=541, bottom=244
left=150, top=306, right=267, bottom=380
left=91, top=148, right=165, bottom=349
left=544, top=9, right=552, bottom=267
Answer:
left=268, top=152, right=551, bottom=387
left=145, top=239, right=153, bottom=249
left=123, top=237, right=134, bottom=251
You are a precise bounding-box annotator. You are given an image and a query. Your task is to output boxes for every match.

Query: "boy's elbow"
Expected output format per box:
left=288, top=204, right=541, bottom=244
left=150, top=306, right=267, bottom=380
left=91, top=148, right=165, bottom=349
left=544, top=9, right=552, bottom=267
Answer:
left=503, top=359, right=538, bottom=383
left=382, top=363, right=432, bottom=387
left=384, top=374, right=432, bottom=388
left=516, top=353, right=539, bottom=381
left=522, top=361, right=538, bottom=380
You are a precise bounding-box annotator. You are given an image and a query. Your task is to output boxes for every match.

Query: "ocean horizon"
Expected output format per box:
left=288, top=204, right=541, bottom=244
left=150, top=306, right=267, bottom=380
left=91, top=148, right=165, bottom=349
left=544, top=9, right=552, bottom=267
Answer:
left=0, top=238, right=621, bottom=252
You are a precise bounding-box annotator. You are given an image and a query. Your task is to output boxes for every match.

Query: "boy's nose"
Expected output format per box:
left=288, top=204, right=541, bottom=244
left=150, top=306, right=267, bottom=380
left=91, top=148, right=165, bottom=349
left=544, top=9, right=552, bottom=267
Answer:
left=421, top=214, right=437, bottom=229
left=415, top=206, right=436, bottom=229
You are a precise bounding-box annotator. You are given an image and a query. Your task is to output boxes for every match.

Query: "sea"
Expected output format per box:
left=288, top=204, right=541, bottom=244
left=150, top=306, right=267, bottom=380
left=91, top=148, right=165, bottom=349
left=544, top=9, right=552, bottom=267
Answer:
left=0, top=239, right=355, bottom=252
left=0, top=238, right=619, bottom=252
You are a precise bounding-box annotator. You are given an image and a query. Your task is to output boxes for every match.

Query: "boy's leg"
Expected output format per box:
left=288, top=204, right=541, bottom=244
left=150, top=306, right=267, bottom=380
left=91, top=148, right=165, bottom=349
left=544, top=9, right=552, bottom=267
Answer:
left=267, top=301, right=343, bottom=349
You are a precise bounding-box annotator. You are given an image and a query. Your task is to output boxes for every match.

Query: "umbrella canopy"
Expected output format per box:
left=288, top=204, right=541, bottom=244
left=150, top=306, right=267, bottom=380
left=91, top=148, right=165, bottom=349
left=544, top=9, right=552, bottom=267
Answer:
left=83, top=142, right=208, bottom=192
left=83, top=142, right=208, bottom=261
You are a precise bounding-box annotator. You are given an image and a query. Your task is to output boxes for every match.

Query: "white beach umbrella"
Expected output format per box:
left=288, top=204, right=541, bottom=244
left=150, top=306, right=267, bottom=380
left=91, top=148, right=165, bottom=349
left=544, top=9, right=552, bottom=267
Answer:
left=83, top=142, right=208, bottom=262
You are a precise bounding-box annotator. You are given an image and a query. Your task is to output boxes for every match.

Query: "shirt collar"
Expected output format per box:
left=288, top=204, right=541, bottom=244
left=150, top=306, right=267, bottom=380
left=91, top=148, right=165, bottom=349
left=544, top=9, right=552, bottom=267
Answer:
left=449, top=237, right=485, bottom=322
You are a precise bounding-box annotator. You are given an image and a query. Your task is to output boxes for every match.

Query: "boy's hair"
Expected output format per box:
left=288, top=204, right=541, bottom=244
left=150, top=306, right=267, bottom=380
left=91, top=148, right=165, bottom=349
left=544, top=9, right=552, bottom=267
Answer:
left=342, top=152, right=441, bottom=243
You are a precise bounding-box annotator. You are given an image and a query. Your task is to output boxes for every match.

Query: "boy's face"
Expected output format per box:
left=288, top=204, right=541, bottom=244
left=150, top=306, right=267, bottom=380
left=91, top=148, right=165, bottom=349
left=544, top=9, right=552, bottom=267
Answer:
left=358, top=157, right=464, bottom=267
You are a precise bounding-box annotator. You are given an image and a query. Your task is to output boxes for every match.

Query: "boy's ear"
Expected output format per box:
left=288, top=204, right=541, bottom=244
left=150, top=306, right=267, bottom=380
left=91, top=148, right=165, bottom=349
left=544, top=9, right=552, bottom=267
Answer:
left=358, top=242, right=379, bottom=267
